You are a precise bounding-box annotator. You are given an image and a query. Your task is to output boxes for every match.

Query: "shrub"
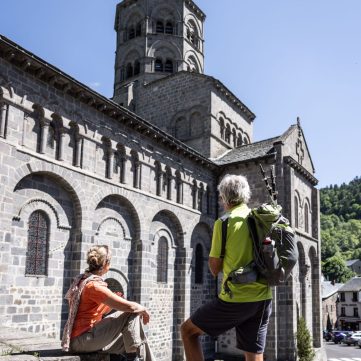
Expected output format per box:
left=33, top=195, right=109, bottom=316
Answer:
left=296, top=317, right=315, bottom=361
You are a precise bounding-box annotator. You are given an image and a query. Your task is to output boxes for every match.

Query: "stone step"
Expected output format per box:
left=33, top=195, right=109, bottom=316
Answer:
left=0, top=327, right=109, bottom=361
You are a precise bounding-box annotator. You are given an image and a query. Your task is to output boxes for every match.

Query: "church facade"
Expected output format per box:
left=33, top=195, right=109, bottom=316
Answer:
left=0, top=1, right=322, bottom=360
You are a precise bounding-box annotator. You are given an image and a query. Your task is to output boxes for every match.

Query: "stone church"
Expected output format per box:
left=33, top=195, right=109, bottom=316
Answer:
left=0, top=0, right=322, bottom=360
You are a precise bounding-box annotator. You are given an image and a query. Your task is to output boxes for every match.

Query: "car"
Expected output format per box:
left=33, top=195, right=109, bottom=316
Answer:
left=324, top=330, right=333, bottom=342
left=332, top=330, right=352, bottom=344
left=343, top=332, right=361, bottom=346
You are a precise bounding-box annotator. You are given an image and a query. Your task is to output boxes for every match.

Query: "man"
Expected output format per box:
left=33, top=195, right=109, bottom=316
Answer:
left=181, top=174, right=272, bottom=361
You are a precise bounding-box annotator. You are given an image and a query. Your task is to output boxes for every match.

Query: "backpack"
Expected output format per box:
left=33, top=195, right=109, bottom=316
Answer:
left=220, top=203, right=298, bottom=289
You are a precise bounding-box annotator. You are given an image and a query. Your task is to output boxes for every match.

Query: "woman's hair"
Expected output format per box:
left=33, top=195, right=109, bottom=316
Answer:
left=218, top=174, right=251, bottom=206
left=86, top=245, right=111, bottom=273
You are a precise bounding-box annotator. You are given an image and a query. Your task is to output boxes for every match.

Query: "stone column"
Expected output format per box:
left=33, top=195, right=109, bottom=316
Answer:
left=74, top=137, right=82, bottom=167
left=57, top=130, right=66, bottom=161
left=39, top=120, right=49, bottom=154
left=0, top=103, right=8, bottom=138
left=108, top=149, right=114, bottom=179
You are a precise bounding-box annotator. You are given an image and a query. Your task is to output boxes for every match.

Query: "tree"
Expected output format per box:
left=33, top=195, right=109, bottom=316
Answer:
left=296, top=317, right=315, bottom=361
left=322, top=254, right=355, bottom=283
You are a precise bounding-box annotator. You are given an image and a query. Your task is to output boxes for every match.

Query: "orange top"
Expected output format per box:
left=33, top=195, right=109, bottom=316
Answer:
left=71, top=281, right=113, bottom=339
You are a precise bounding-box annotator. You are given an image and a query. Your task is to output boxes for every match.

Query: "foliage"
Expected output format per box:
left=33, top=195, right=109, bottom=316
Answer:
left=320, top=176, right=361, bottom=282
left=322, top=254, right=355, bottom=283
left=321, top=176, right=361, bottom=221
left=296, top=317, right=315, bottom=361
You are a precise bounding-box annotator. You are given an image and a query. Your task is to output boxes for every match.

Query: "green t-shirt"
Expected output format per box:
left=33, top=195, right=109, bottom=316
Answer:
left=210, top=203, right=272, bottom=303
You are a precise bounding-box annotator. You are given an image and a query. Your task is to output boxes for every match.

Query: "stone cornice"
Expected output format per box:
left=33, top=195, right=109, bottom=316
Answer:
left=185, top=0, right=206, bottom=21
left=0, top=34, right=218, bottom=170
left=284, top=156, right=318, bottom=186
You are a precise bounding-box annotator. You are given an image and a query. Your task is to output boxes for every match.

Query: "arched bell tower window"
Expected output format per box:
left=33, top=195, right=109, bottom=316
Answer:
left=25, top=210, right=50, bottom=276
left=126, top=63, right=134, bottom=79
left=195, top=244, right=204, bottom=284
left=165, top=22, right=174, bottom=34
left=155, top=58, right=163, bottom=72
left=165, top=59, right=174, bottom=73
left=225, top=124, right=231, bottom=143
left=220, top=117, right=225, bottom=139
left=237, top=133, right=243, bottom=147
left=157, top=237, right=168, bottom=283
left=134, top=60, right=140, bottom=76
left=156, top=21, right=164, bottom=33
left=136, top=22, right=142, bottom=37
left=128, top=26, right=135, bottom=40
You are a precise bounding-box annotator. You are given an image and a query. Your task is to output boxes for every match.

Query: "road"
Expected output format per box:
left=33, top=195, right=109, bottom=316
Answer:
left=325, top=340, right=361, bottom=360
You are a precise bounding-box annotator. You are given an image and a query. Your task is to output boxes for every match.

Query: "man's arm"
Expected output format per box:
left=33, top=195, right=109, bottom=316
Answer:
left=208, top=257, right=223, bottom=277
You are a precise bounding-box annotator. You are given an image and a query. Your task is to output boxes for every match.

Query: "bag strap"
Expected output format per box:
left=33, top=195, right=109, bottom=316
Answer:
left=220, top=218, right=228, bottom=259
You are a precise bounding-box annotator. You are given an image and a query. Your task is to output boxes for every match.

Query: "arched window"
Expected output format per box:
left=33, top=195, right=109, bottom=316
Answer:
left=225, top=124, right=231, bottom=143
left=157, top=237, right=168, bottom=283
left=232, top=129, right=237, bottom=147
left=155, top=58, right=163, bottom=72
left=156, top=21, right=164, bottom=33
left=304, top=202, right=309, bottom=233
left=165, top=166, right=172, bottom=200
left=136, top=22, right=142, bottom=37
left=198, top=183, right=204, bottom=212
left=70, top=123, right=82, bottom=168
left=220, top=117, right=225, bottom=139
left=165, top=22, right=174, bottom=34
left=134, top=60, right=140, bottom=76
left=155, top=161, right=162, bottom=196
left=131, top=150, right=141, bottom=189
left=115, top=145, right=126, bottom=184
left=128, top=26, right=135, bottom=40
left=176, top=171, right=183, bottom=204
left=175, top=117, right=188, bottom=140
left=126, top=63, right=134, bottom=79
left=243, top=136, right=249, bottom=145
left=165, top=59, right=174, bottom=73
left=25, top=210, right=50, bottom=276
left=294, top=196, right=299, bottom=228
left=192, top=180, right=198, bottom=209
left=237, top=133, right=243, bottom=147
left=195, top=244, right=204, bottom=284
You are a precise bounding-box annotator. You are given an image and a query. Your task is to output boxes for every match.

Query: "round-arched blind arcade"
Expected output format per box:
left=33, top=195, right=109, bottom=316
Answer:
left=25, top=210, right=50, bottom=276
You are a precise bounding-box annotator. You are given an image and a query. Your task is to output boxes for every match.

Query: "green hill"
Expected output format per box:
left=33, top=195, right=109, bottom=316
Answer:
left=320, top=176, right=361, bottom=282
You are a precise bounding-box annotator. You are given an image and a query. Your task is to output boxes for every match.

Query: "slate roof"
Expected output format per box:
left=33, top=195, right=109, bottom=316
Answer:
left=346, top=259, right=360, bottom=267
left=339, top=277, right=361, bottom=292
left=322, top=281, right=344, bottom=299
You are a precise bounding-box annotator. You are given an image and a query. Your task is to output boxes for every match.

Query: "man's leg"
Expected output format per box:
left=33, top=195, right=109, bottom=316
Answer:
left=244, top=351, right=264, bottom=361
left=181, top=318, right=205, bottom=361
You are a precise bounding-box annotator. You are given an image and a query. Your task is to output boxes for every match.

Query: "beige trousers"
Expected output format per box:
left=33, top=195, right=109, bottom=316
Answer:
left=70, top=311, right=156, bottom=360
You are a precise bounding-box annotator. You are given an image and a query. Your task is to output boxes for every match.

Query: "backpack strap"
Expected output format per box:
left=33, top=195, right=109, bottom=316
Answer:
left=220, top=216, right=229, bottom=259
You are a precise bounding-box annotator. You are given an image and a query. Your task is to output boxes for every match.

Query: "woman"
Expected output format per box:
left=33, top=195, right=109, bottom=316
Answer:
left=62, top=245, right=155, bottom=361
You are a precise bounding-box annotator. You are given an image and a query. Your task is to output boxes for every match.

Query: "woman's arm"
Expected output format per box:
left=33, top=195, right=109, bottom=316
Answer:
left=103, top=291, right=150, bottom=324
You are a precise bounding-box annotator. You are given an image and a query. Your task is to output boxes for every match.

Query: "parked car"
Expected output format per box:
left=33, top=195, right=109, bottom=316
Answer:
left=343, top=332, right=361, bottom=346
left=324, top=330, right=333, bottom=342
left=357, top=338, right=361, bottom=348
left=332, top=330, right=352, bottom=344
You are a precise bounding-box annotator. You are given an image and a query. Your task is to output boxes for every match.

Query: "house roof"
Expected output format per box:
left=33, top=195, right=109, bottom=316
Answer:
left=339, top=277, right=361, bottom=292
left=322, top=281, right=344, bottom=299
left=346, top=260, right=360, bottom=267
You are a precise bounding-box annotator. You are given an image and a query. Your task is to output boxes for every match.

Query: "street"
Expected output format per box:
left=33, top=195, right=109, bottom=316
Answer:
left=325, top=340, right=361, bottom=361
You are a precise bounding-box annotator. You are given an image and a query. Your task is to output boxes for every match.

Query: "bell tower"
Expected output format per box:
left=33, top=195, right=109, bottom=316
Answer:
left=113, top=0, right=205, bottom=108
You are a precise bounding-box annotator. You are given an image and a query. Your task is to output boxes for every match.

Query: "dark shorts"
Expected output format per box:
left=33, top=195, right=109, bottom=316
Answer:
left=190, top=298, right=272, bottom=354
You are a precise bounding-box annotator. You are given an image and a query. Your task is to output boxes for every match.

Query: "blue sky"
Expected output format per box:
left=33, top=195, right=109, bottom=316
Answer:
left=1, top=0, right=360, bottom=188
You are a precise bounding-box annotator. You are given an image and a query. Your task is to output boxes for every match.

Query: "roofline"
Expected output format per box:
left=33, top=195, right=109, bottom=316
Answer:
left=144, top=71, right=256, bottom=121
left=185, top=0, right=206, bottom=20
left=217, top=152, right=277, bottom=167
left=0, top=34, right=218, bottom=170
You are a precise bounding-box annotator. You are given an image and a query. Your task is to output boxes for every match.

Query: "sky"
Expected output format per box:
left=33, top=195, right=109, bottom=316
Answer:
left=1, top=0, right=360, bottom=188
